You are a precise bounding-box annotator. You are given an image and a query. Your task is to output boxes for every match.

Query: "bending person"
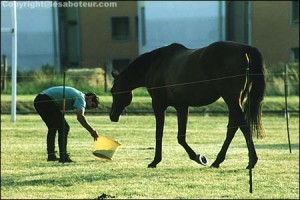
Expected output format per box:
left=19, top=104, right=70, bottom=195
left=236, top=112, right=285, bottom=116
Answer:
left=34, top=86, right=99, bottom=163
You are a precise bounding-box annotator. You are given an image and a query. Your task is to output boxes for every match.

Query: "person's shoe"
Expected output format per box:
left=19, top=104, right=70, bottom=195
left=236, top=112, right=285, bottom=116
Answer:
left=59, top=154, right=74, bottom=163
left=47, top=153, right=59, bottom=161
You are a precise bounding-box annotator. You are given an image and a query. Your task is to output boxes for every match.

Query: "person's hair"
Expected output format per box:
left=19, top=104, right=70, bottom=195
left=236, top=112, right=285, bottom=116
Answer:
left=85, top=92, right=99, bottom=107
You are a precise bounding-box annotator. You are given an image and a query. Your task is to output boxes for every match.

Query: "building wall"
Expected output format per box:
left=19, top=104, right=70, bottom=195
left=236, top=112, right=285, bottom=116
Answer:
left=251, top=1, right=299, bottom=67
left=79, top=1, right=138, bottom=68
left=139, top=1, right=222, bottom=54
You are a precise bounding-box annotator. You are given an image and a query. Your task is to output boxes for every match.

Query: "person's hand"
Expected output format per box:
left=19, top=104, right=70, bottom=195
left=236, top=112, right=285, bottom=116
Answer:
left=90, top=130, right=99, bottom=141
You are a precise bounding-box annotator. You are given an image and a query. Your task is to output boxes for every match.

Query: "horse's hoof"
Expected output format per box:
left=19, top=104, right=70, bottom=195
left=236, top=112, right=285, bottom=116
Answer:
left=210, top=161, right=220, bottom=168
left=246, top=164, right=255, bottom=169
left=196, top=154, right=208, bottom=166
left=246, top=158, right=258, bottom=169
left=148, top=163, right=157, bottom=168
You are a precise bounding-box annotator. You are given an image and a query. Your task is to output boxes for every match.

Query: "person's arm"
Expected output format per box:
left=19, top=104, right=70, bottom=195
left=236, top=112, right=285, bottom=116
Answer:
left=76, top=109, right=98, bottom=140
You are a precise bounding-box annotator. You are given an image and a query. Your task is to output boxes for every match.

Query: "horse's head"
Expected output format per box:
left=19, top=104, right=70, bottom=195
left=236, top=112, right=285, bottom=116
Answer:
left=110, top=71, right=133, bottom=122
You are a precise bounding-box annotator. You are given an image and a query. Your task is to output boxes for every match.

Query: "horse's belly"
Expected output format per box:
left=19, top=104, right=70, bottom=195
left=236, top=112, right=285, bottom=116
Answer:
left=167, top=87, right=220, bottom=106
left=189, top=95, right=220, bottom=106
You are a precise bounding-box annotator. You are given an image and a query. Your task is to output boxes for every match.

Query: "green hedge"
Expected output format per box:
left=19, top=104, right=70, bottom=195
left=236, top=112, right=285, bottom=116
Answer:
left=265, top=62, right=299, bottom=96
left=1, top=95, right=298, bottom=114
left=1, top=62, right=299, bottom=96
left=1, top=65, right=109, bottom=95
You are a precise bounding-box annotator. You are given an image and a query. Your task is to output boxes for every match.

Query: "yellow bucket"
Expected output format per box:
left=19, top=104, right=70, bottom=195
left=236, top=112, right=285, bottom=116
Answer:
left=93, top=135, right=121, bottom=160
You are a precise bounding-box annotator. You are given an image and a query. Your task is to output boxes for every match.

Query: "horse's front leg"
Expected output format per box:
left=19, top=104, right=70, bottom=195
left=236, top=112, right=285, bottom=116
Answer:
left=148, top=104, right=166, bottom=168
left=176, top=106, right=208, bottom=166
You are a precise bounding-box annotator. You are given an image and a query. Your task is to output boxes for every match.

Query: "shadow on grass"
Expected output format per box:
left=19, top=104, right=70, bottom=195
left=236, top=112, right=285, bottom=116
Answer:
left=1, top=169, right=125, bottom=187
left=255, top=143, right=299, bottom=150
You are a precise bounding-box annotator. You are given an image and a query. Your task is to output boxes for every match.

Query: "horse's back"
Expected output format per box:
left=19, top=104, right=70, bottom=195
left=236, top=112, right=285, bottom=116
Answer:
left=198, top=41, right=251, bottom=72
left=155, top=41, right=251, bottom=76
left=160, top=41, right=250, bottom=84
left=146, top=41, right=257, bottom=106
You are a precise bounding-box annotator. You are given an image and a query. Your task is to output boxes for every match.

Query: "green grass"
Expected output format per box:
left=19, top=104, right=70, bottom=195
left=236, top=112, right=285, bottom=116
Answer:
left=1, top=114, right=299, bottom=199
left=0, top=95, right=299, bottom=114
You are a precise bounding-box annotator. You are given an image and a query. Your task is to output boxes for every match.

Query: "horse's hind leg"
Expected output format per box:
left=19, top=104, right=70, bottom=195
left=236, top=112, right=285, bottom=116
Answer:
left=211, top=99, right=243, bottom=168
left=239, top=88, right=258, bottom=168
left=176, top=106, right=206, bottom=165
left=240, top=125, right=258, bottom=169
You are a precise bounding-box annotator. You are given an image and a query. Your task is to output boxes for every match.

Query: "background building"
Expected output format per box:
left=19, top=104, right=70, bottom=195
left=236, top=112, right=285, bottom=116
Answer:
left=1, top=1, right=60, bottom=71
left=79, top=1, right=138, bottom=72
left=138, top=1, right=299, bottom=67
left=137, top=1, right=223, bottom=54
left=1, top=1, right=298, bottom=73
left=251, top=1, right=299, bottom=66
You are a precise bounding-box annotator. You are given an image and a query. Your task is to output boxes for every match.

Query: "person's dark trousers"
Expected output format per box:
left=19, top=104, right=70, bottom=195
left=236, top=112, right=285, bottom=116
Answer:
left=34, top=94, right=69, bottom=159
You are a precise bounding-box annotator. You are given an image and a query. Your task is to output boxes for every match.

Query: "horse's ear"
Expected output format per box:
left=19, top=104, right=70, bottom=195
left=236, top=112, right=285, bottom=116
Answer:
left=111, top=70, right=120, bottom=78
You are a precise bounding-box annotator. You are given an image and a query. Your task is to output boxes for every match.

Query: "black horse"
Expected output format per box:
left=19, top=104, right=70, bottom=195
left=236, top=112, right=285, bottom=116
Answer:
left=110, top=41, right=265, bottom=169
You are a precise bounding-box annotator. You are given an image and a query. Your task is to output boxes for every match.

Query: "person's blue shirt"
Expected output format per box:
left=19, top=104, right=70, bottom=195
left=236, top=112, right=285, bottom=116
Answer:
left=41, top=86, right=86, bottom=112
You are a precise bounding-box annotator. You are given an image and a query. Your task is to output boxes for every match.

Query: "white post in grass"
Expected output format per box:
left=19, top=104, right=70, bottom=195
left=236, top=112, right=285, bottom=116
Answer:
left=11, top=1, right=18, bottom=122
left=1, top=1, right=17, bottom=122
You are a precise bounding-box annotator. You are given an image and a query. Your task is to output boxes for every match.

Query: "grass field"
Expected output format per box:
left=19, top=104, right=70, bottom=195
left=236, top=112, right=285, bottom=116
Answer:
left=1, top=95, right=299, bottom=115
left=1, top=113, right=299, bottom=199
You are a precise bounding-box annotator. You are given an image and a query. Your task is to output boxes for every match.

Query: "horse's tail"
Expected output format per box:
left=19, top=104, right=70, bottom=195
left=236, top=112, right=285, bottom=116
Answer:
left=245, top=47, right=266, bottom=138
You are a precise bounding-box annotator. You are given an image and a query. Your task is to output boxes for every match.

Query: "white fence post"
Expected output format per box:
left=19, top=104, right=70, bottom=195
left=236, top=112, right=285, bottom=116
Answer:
left=1, top=1, right=17, bottom=122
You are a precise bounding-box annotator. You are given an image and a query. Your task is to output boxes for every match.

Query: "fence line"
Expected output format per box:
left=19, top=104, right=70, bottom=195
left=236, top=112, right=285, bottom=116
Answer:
left=1, top=72, right=298, bottom=78
left=1, top=70, right=299, bottom=112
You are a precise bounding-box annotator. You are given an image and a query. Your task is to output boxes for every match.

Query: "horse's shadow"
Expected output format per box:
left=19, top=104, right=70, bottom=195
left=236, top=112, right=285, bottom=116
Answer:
left=255, top=143, right=299, bottom=150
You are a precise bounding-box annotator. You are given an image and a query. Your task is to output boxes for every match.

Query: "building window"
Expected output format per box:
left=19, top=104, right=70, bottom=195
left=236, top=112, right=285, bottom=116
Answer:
left=112, top=59, right=131, bottom=72
left=290, top=48, right=299, bottom=62
left=291, top=1, right=299, bottom=24
left=111, top=17, right=130, bottom=40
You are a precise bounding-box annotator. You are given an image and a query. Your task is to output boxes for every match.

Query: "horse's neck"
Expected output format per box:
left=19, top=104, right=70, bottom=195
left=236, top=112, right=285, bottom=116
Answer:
left=125, top=53, right=152, bottom=90
left=125, top=68, right=146, bottom=90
